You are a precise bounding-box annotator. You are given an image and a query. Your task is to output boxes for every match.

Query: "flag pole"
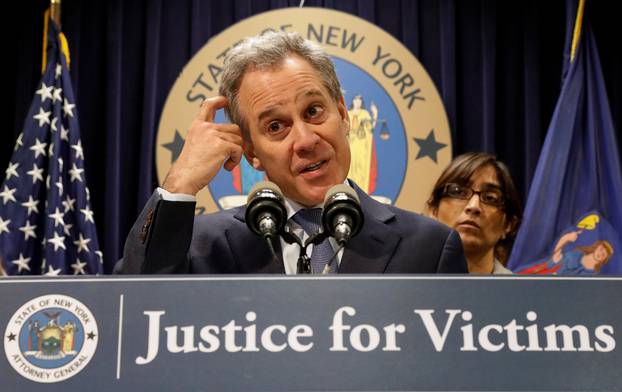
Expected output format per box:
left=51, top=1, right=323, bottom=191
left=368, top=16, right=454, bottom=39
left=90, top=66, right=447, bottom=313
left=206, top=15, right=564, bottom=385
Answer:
left=41, top=0, right=62, bottom=75
left=43, top=0, right=70, bottom=73
left=50, top=0, right=61, bottom=28
left=570, top=0, right=585, bottom=62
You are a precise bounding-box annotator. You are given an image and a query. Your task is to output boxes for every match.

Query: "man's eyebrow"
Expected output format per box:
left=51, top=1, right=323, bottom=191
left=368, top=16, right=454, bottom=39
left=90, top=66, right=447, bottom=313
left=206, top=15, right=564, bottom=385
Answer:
left=296, top=89, right=324, bottom=103
left=257, top=90, right=326, bottom=125
left=257, top=106, right=282, bottom=125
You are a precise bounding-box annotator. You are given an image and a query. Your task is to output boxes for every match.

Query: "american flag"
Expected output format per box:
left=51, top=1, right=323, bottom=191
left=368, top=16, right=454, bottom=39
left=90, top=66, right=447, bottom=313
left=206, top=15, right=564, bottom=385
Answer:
left=0, top=19, right=102, bottom=275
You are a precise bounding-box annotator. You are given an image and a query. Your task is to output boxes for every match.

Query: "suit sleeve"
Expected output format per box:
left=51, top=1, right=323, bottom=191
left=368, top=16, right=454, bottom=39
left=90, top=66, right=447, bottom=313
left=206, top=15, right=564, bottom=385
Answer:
left=113, top=190, right=196, bottom=274
left=436, top=229, right=469, bottom=273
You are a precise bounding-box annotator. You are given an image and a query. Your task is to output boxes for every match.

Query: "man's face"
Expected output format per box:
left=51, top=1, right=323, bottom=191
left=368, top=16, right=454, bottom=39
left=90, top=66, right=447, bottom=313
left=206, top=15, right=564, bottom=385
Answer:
left=238, top=55, right=351, bottom=207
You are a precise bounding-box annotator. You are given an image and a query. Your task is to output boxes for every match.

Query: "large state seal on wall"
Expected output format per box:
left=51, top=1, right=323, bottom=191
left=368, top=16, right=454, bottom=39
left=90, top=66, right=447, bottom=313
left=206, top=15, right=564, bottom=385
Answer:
left=156, top=7, right=451, bottom=214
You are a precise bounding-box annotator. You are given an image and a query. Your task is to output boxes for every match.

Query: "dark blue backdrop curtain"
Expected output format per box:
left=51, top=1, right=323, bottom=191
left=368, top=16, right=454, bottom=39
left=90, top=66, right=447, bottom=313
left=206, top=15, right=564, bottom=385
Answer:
left=3, top=0, right=620, bottom=273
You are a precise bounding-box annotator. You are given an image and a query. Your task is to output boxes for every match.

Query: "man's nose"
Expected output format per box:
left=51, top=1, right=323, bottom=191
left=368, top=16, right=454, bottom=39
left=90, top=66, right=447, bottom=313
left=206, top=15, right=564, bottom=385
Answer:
left=464, top=193, right=482, bottom=214
left=292, top=121, right=320, bottom=153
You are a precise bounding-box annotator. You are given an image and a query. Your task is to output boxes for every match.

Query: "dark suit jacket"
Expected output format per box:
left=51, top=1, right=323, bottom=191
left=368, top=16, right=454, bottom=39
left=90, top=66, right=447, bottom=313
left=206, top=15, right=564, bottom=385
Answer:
left=114, top=183, right=467, bottom=274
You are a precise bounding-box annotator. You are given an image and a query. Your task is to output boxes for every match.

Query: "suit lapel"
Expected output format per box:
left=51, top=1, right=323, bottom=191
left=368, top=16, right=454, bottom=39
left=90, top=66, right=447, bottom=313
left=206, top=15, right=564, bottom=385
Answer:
left=228, top=181, right=401, bottom=274
left=339, top=182, right=402, bottom=273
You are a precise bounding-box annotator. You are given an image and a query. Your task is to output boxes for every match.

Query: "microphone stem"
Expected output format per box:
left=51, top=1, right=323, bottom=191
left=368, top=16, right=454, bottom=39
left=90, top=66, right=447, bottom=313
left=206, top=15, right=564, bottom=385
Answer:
left=263, top=234, right=279, bottom=264
left=297, top=254, right=311, bottom=274
left=325, top=243, right=344, bottom=272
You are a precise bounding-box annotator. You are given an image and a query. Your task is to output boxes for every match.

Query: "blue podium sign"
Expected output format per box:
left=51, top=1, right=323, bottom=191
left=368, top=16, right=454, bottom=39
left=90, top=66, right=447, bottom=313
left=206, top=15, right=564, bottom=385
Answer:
left=1, top=275, right=621, bottom=391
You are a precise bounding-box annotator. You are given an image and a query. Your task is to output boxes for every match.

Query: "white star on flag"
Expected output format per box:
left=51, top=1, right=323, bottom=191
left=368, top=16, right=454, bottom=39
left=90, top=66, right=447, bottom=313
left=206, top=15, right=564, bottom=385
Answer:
left=69, top=163, right=84, bottom=182
left=33, top=107, right=51, bottom=127
left=45, top=265, right=62, bottom=276
left=62, top=223, right=73, bottom=236
left=73, top=233, right=91, bottom=253
left=48, top=207, right=65, bottom=227
left=71, top=259, right=87, bottom=275
left=30, top=138, right=48, bottom=158
left=35, top=82, right=54, bottom=102
left=0, top=217, right=10, bottom=234
left=48, top=232, right=66, bottom=252
left=12, top=253, right=31, bottom=273
left=63, top=98, right=75, bottom=117
left=60, top=124, right=69, bottom=141
left=27, top=163, right=44, bottom=183
left=52, top=87, right=63, bottom=103
left=21, top=196, right=39, bottom=215
left=0, top=186, right=17, bottom=204
left=80, top=206, right=95, bottom=223
left=62, top=195, right=76, bottom=212
left=51, top=117, right=58, bottom=132
left=55, top=179, right=64, bottom=196
left=71, top=140, right=84, bottom=160
left=55, top=63, right=62, bottom=79
left=5, top=162, right=19, bottom=180
left=14, top=133, right=24, bottom=151
left=19, top=221, right=37, bottom=240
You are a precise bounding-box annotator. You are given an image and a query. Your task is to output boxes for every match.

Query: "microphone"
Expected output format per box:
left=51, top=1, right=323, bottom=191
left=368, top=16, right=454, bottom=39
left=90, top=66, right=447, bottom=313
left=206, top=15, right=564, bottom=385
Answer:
left=321, top=184, right=364, bottom=245
left=245, top=181, right=287, bottom=240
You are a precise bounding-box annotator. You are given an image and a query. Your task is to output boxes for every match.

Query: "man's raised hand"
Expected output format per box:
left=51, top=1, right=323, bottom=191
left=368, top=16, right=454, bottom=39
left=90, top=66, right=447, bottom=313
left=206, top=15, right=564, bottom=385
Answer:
left=162, top=96, right=244, bottom=196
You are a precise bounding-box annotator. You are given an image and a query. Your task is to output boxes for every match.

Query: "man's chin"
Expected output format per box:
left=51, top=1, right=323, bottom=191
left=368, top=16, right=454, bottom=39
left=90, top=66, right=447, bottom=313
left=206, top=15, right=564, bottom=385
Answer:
left=284, top=176, right=346, bottom=206
left=295, top=186, right=332, bottom=207
left=297, top=194, right=326, bottom=207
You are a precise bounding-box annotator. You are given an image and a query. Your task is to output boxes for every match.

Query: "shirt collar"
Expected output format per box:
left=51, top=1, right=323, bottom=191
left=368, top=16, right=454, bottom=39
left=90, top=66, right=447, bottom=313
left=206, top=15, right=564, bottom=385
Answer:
left=282, top=179, right=350, bottom=220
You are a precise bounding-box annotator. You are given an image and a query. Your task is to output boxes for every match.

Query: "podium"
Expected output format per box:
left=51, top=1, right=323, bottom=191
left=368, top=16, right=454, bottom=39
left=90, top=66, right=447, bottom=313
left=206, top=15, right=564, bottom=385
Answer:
left=2, top=275, right=621, bottom=391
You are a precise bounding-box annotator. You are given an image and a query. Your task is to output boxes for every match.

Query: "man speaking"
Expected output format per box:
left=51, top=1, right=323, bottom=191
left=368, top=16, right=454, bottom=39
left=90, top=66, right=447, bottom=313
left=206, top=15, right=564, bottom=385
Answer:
left=115, top=31, right=467, bottom=274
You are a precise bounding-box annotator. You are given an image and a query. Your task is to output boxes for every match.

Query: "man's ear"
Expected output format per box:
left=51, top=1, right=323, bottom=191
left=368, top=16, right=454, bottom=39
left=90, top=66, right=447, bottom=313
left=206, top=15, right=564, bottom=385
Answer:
left=243, top=140, right=264, bottom=171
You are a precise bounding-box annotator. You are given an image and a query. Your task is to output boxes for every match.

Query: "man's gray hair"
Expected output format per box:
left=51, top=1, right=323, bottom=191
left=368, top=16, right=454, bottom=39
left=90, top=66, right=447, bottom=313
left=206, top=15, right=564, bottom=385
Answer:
left=219, top=30, right=342, bottom=139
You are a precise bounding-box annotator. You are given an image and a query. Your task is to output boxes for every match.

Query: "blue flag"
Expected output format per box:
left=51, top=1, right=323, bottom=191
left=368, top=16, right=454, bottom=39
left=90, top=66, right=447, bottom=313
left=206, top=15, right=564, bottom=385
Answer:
left=507, top=2, right=622, bottom=275
left=0, top=18, right=103, bottom=275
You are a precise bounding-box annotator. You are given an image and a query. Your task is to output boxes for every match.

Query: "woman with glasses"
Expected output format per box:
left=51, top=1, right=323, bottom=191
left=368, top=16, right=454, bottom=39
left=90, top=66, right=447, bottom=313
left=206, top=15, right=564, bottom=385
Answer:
left=426, top=152, right=522, bottom=274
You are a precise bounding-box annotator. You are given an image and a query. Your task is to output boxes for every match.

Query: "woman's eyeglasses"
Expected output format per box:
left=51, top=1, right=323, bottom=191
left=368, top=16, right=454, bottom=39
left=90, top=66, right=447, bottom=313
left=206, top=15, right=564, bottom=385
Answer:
left=442, top=183, right=505, bottom=208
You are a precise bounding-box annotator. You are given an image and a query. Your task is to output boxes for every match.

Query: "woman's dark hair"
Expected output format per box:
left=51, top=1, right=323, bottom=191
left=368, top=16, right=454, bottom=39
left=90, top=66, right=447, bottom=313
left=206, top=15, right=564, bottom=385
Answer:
left=426, top=152, right=523, bottom=263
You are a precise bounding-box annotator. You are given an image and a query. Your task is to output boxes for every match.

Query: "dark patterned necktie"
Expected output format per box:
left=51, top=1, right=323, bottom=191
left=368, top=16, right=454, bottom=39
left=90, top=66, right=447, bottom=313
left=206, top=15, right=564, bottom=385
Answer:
left=292, top=208, right=337, bottom=274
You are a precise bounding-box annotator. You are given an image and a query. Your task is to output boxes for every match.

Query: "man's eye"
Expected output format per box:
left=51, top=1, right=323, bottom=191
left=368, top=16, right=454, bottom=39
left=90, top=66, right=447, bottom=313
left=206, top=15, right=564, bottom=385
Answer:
left=268, top=121, right=283, bottom=133
left=305, top=105, right=324, bottom=119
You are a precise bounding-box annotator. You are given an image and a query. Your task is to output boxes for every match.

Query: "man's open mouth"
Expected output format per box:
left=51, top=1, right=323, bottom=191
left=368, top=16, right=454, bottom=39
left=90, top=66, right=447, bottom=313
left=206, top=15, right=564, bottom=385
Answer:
left=301, top=160, right=326, bottom=173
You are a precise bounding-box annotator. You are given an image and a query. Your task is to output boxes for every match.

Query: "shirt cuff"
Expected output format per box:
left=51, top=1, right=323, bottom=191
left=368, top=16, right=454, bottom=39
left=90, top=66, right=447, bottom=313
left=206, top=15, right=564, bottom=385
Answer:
left=156, top=187, right=196, bottom=202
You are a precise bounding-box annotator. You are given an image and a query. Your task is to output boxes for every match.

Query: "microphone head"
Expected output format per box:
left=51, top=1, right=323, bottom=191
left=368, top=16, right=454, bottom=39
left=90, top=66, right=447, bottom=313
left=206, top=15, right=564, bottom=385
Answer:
left=245, top=181, right=287, bottom=237
left=322, top=184, right=364, bottom=241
